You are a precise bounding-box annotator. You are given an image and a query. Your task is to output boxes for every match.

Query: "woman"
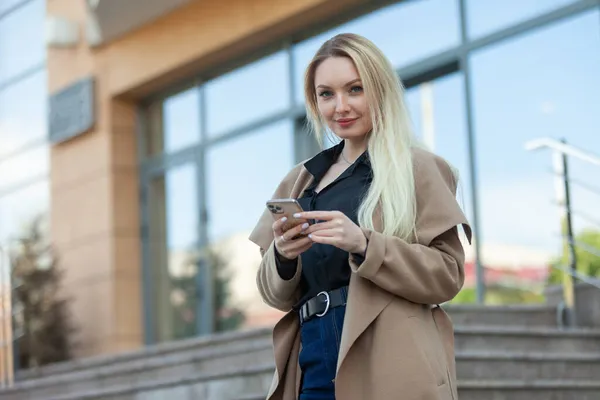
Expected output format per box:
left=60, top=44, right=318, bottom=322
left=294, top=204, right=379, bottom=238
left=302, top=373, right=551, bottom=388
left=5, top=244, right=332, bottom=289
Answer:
left=249, top=33, right=472, bottom=400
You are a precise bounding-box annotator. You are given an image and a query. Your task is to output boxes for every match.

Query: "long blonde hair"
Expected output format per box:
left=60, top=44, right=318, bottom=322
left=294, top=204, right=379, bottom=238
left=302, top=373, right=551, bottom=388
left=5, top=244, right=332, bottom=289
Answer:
left=304, top=33, right=419, bottom=239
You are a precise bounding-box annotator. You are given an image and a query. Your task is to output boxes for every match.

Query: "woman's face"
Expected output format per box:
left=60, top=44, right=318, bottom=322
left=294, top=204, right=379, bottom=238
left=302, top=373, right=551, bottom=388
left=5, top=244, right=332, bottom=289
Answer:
left=314, top=56, right=372, bottom=141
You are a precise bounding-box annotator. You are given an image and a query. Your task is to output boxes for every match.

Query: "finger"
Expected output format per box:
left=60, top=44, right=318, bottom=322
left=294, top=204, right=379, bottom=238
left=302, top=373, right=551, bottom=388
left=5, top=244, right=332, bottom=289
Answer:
left=272, top=217, right=289, bottom=236
left=293, top=211, right=340, bottom=221
left=304, top=220, right=341, bottom=235
left=282, top=222, right=310, bottom=241
left=294, top=240, right=314, bottom=255
left=308, top=229, right=338, bottom=238
left=279, top=237, right=312, bottom=259
left=308, top=234, right=337, bottom=246
left=285, top=236, right=313, bottom=251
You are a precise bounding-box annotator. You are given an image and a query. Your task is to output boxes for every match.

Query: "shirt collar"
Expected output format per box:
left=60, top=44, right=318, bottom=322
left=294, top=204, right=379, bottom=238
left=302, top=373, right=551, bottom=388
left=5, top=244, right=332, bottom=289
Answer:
left=303, top=140, right=370, bottom=185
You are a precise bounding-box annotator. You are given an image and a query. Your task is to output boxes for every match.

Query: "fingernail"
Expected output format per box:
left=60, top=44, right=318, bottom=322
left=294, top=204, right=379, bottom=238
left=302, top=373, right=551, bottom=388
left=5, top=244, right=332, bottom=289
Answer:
left=293, top=213, right=301, bottom=218
left=302, top=223, right=309, bottom=229
left=281, top=217, right=287, bottom=222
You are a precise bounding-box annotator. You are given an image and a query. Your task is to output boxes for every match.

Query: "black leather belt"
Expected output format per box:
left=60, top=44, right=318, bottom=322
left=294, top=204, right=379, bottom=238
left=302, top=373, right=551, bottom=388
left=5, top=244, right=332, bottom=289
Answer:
left=299, top=286, right=348, bottom=324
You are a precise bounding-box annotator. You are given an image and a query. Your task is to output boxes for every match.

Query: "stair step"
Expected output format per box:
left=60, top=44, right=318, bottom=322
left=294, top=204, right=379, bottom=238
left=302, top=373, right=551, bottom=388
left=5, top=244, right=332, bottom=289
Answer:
left=3, top=324, right=599, bottom=400
left=237, top=380, right=600, bottom=400
left=16, top=327, right=273, bottom=381
left=38, top=364, right=275, bottom=400
left=459, top=379, right=600, bottom=400
left=2, top=344, right=275, bottom=400
left=445, top=304, right=558, bottom=327
left=454, top=326, right=600, bottom=353
left=456, top=351, right=600, bottom=380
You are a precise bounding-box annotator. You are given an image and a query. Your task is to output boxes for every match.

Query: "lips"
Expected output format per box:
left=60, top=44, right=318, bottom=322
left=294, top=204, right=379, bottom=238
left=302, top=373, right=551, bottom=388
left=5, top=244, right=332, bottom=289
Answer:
left=336, top=118, right=358, bottom=127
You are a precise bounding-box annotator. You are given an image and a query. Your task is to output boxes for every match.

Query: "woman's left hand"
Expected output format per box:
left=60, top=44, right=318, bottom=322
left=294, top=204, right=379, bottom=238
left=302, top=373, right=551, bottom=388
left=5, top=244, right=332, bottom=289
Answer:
left=293, top=211, right=367, bottom=255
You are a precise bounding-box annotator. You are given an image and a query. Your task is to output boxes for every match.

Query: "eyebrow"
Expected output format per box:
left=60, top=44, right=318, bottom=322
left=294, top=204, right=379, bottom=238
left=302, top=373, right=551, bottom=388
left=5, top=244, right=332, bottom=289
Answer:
left=316, top=78, right=362, bottom=89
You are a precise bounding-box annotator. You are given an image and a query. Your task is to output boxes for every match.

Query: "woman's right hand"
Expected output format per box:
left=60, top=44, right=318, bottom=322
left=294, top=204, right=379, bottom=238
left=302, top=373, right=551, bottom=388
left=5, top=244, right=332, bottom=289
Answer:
left=273, top=217, right=313, bottom=261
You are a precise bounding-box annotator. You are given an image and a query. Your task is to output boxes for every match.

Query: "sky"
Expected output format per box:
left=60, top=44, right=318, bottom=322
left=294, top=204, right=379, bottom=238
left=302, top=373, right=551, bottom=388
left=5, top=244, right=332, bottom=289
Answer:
left=1, top=0, right=599, bottom=270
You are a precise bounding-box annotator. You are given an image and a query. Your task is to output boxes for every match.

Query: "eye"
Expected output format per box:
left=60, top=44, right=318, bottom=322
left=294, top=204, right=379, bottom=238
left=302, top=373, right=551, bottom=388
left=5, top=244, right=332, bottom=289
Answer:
left=318, top=90, right=333, bottom=98
left=350, top=85, right=363, bottom=93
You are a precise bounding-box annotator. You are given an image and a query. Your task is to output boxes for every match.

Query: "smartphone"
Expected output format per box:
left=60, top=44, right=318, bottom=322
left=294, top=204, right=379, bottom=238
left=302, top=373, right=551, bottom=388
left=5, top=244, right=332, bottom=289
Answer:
left=266, top=198, right=310, bottom=233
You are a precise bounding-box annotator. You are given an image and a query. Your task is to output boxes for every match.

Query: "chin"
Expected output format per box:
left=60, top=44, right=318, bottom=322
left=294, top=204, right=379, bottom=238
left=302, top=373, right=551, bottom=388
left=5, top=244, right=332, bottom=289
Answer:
left=332, top=129, right=369, bottom=141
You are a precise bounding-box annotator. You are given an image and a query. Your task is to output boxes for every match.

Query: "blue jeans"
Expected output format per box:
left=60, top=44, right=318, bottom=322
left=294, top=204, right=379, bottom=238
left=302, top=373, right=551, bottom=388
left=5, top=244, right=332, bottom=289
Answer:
left=298, top=301, right=347, bottom=400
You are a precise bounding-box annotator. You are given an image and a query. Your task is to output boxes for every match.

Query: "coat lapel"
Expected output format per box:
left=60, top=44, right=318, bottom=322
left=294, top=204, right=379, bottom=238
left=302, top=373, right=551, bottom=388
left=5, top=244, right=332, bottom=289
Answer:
left=336, top=274, right=393, bottom=373
left=268, top=311, right=300, bottom=399
left=336, top=207, right=391, bottom=373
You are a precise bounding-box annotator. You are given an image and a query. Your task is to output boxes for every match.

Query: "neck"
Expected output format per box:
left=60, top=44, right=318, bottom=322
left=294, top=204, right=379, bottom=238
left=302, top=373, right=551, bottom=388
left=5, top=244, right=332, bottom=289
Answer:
left=341, top=138, right=367, bottom=163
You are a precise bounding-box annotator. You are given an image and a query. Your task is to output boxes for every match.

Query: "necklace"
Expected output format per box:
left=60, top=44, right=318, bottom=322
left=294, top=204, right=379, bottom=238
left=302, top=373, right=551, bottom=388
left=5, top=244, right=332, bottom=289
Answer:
left=340, top=151, right=352, bottom=165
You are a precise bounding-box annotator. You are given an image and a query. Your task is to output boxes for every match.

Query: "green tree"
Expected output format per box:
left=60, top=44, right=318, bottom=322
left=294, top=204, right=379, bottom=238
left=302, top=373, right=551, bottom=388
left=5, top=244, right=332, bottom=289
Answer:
left=9, top=217, right=77, bottom=369
left=170, top=247, right=245, bottom=338
left=548, top=228, right=600, bottom=284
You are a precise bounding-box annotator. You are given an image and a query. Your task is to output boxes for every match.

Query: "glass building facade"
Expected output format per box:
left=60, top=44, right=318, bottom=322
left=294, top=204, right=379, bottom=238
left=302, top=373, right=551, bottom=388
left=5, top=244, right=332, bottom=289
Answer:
left=105, top=0, right=600, bottom=344
left=0, top=0, right=48, bottom=280
left=18, top=0, right=600, bottom=343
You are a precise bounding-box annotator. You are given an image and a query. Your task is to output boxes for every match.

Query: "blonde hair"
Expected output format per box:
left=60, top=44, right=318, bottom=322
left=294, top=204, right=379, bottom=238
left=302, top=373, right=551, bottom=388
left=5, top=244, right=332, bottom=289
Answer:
left=304, top=33, right=419, bottom=239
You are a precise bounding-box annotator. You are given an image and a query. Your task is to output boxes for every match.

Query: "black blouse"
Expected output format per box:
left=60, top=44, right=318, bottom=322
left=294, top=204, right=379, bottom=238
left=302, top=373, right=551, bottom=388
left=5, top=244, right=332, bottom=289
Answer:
left=276, top=141, right=372, bottom=308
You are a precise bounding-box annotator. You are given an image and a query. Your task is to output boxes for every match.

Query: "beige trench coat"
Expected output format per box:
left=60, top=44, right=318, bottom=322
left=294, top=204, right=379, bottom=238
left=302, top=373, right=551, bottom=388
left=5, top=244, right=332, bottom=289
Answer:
left=249, top=147, right=472, bottom=400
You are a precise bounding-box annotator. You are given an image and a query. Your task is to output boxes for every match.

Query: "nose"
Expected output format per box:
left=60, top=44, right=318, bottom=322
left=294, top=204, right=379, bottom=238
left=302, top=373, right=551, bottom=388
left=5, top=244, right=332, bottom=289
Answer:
left=334, top=93, right=351, bottom=114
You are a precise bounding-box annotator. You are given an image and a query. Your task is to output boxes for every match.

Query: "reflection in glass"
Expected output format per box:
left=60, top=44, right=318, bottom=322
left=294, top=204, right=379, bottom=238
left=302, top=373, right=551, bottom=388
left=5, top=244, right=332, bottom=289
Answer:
left=206, top=51, right=289, bottom=137
left=0, top=69, right=46, bottom=157
left=147, top=86, right=200, bottom=156
left=149, top=164, right=199, bottom=341
left=0, top=145, right=48, bottom=192
left=293, top=0, right=460, bottom=104
left=206, top=119, right=294, bottom=330
left=0, top=0, right=27, bottom=14
left=405, top=73, right=472, bottom=238
left=466, top=0, right=576, bottom=38
left=470, top=10, right=600, bottom=301
left=0, top=179, right=48, bottom=243
left=0, top=0, right=45, bottom=84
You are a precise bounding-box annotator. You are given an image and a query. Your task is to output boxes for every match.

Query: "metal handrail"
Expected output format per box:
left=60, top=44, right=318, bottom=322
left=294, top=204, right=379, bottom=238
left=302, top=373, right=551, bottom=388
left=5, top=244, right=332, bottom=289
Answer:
left=525, top=137, right=600, bottom=326
left=550, top=173, right=600, bottom=197
left=525, top=137, right=600, bottom=166
left=569, top=239, right=600, bottom=259
left=550, top=203, right=600, bottom=229
left=552, top=263, right=600, bottom=291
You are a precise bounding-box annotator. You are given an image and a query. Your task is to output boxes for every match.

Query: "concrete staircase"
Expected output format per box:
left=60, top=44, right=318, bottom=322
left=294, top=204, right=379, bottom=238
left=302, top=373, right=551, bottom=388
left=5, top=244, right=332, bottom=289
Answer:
left=0, top=304, right=599, bottom=400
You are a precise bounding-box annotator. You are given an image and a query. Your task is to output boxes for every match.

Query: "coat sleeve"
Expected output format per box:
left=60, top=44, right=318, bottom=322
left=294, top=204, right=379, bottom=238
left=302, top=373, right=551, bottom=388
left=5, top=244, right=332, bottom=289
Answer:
left=255, top=242, right=303, bottom=312
left=249, top=163, right=307, bottom=312
left=348, top=151, right=472, bottom=305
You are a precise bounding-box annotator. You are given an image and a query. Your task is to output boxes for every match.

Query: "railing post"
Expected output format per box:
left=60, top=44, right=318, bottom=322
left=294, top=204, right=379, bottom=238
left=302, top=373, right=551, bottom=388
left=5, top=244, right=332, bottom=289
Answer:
left=553, top=138, right=578, bottom=326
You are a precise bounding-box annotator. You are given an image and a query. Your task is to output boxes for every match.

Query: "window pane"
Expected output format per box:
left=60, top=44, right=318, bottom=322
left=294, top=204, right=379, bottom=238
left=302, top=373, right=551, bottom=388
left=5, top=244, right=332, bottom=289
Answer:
left=206, top=51, right=289, bottom=137
left=405, top=73, right=473, bottom=265
left=0, top=69, right=47, bottom=157
left=466, top=0, right=576, bottom=38
left=0, top=145, right=48, bottom=192
left=0, top=179, right=48, bottom=243
left=406, top=74, right=472, bottom=218
left=206, top=119, right=293, bottom=331
left=0, top=0, right=45, bottom=84
left=0, top=0, right=27, bottom=14
left=470, top=10, right=600, bottom=296
left=147, top=86, right=200, bottom=156
left=293, top=0, right=460, bottom=104
left=149, top=164, right=199, bottom=341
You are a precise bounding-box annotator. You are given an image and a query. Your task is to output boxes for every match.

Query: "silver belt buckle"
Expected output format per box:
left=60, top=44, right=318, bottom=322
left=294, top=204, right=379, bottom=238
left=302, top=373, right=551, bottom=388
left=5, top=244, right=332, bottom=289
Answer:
left=315, top=291, right=331, bottom=317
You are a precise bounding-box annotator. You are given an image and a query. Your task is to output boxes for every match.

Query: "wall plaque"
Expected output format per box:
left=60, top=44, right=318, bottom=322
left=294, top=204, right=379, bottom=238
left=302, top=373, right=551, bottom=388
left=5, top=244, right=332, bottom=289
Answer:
left=49, top=77, right=96, bottom=144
